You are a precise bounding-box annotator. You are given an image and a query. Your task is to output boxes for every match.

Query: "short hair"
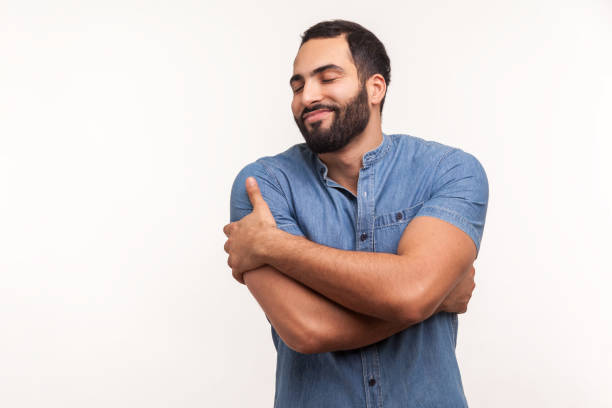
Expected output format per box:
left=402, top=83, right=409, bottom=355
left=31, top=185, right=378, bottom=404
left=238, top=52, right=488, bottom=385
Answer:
left=301, top=20, right=391, bottom=113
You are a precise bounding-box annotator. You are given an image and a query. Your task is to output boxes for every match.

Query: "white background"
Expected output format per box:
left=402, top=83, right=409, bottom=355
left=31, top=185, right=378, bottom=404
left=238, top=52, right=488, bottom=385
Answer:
left=1, top=1, right=611, bottom=407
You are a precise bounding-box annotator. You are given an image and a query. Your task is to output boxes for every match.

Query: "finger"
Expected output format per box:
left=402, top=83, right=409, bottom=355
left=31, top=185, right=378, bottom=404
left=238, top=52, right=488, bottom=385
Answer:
left=232, top=269, right=245, bottom=285
left=464, top=265, right=474, bottom=281
left=223, top=223, right=232, bottom=237
left=223, top=239, right=230, bottom=254
left=227, top=256, right=232, bottom=268
left=245, top=177, right=269, bottom=211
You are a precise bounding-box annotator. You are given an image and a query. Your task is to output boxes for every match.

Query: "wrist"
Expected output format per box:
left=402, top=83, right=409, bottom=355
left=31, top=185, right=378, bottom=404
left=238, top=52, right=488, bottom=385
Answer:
left=257, top=227, right=285, bottom=264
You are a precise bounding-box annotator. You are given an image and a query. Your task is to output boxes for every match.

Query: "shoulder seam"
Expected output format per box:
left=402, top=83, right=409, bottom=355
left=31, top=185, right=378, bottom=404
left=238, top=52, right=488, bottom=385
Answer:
left=257, top=161, right=287, bottom=199
left=432, top=147, right=460, bottom=182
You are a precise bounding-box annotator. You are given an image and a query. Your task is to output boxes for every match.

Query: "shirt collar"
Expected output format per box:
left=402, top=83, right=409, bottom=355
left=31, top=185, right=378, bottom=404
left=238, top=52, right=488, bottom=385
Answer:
left=313, top=132, right=392, bottom=182
left=362, top=132, right=391, bottom=167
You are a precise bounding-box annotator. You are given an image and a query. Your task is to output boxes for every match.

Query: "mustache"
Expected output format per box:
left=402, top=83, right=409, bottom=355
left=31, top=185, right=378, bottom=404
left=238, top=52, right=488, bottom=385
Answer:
left=301, top=104, right=339, bottom=119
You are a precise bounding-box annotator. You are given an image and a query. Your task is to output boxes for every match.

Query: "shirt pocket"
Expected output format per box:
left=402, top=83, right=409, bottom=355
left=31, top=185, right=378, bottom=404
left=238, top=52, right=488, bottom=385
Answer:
left=373, top=202, right=424, bottom=253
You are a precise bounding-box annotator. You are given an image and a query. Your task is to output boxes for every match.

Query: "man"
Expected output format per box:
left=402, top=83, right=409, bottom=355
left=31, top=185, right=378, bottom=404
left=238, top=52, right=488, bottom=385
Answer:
left=223, top=20, right=488, bottom=407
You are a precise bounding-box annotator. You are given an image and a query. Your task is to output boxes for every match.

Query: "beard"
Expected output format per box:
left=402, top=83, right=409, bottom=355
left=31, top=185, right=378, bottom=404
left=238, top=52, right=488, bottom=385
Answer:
left=294, top=84, right=370, bottom=154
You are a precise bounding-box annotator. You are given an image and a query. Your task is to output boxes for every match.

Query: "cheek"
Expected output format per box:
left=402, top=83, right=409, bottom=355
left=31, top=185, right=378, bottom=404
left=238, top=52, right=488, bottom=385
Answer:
left=291, top=99, right=301, bottom=118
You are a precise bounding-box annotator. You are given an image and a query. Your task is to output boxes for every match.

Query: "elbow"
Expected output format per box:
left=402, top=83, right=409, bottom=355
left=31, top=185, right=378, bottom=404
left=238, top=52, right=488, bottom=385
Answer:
left=286, top=333, right=322, bottom=355
left=390, top=286, right=429, bottom=326
left=281, top=318, right=326, bottom=355
left=393, top=305, right=424, bottom=327
left=290, top=340, right=322, bottom=355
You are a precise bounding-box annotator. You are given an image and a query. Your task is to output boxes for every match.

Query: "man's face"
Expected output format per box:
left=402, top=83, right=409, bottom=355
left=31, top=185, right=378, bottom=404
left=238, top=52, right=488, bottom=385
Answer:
left=290, top=36, right=371, bottom=154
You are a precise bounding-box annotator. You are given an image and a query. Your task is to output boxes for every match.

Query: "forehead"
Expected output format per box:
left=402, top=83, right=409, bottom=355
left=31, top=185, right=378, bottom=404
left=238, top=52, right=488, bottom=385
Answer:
left=292, top=36, right=357, bottom=76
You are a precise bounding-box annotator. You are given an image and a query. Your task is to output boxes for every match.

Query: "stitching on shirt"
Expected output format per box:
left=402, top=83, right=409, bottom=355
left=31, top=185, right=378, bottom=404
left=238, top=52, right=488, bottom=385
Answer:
left=373, top=201, right=425, bottom=230
left=259, top=160, right=302, bottom=224
left=432, top=147, right=459, bottom=190
left=375, top=220, right=410, bottom=232
left=259, top=160, right=288, bottom=200
left=360, top=349, right=371, bottom=408
left=356, top=203, right=360, bottom=248
left=364, top=133, right=393, bottom=165
left=421, top=205, right=469, bottom=225
left=373, top=345, right=383, bottom=408
left=377, top=134, right=393, bottom=162
left=418, top=205, right=478, bottom=238
left=370, top=162, right=375, bottom=252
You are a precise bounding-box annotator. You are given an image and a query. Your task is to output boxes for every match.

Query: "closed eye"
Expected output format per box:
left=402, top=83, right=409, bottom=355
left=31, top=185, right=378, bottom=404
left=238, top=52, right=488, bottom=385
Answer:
left=292, top=78, right=336, bottom=94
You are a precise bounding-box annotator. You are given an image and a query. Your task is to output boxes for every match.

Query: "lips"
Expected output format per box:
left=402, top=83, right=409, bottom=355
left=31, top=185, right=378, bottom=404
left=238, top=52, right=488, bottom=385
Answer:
left=303, top=109, right=332, bottom=123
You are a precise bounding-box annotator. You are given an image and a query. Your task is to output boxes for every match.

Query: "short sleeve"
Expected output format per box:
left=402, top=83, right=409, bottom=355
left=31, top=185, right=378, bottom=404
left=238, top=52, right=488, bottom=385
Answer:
left=229, top=161, right=305, bottom=238
left=415, top=149, right=489, bottom=255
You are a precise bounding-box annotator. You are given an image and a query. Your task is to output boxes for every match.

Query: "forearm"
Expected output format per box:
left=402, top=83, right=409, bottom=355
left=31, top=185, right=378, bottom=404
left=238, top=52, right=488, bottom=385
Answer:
left=260, top=230, right=444, bottom=323
left=243, top=265, right=417, bottom=354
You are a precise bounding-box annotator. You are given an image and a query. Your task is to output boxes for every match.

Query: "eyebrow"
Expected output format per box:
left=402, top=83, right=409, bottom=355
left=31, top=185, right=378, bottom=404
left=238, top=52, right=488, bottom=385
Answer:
left=289, top=64, right=345, bottom=86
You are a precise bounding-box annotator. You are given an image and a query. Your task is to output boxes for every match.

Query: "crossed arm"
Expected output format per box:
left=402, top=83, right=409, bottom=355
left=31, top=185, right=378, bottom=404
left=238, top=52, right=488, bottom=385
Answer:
left=224, top=177, right=477, bottom=354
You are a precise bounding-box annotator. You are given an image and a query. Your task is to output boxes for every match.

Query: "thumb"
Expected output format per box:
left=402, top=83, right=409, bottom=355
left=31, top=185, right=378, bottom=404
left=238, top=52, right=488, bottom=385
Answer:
left=245, top=177, right=268, bottom=211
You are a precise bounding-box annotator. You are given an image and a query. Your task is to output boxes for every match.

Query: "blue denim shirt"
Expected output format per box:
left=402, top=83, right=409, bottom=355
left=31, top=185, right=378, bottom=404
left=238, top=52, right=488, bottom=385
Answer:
left=230, top=133, right=489, bottom=408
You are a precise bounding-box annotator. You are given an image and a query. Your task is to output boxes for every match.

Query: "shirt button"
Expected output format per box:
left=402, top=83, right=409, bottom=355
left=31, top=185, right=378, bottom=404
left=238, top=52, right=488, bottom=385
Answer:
left=360, top=233, right=368, bottom=241
left=396, top=212, right=403, bottom=221
left=368, top=378, right=376, bottom=386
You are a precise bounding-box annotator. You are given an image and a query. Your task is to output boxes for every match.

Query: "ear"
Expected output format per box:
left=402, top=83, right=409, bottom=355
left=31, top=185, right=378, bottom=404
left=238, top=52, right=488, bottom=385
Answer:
left=366, top=74, right=387, bottom=108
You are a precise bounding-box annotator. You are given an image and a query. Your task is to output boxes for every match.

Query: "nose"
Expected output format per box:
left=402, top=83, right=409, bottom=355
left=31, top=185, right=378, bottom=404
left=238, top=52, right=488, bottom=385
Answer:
left=300, top=80, right=322, bottom=108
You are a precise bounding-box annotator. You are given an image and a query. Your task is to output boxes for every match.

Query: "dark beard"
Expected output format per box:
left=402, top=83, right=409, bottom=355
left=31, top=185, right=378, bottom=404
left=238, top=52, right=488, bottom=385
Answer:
left=294, top=84, right=370, bottom=154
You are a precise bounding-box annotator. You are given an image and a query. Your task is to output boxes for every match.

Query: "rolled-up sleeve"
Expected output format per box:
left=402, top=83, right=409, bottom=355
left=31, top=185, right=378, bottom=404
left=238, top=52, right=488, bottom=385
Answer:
left=416, top=149, right=489, bottom=255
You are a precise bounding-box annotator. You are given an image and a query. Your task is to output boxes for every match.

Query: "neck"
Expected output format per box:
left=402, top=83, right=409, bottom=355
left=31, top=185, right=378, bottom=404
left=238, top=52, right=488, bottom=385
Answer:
left=317, top=114, right=383, bottom=195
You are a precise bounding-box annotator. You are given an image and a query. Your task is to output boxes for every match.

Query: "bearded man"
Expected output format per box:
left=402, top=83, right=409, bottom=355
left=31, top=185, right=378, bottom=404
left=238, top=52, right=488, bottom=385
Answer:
left=223, top=20, right=489, bottom=408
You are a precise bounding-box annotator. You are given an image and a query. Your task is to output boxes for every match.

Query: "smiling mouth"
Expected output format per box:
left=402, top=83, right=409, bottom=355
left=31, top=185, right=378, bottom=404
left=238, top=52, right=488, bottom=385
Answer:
left=303, top=109, right=332, bottom=123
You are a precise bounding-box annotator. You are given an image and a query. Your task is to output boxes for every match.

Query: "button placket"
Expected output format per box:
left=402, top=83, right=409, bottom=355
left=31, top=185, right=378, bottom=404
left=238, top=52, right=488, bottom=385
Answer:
left=361, top=344, right=382, bottom=408
left=355, top=166, right=374, bottom=251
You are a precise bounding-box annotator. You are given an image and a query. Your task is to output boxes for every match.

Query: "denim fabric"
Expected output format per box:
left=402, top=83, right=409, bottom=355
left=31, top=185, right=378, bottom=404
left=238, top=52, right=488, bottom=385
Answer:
left=230, top=133, right=489, bottom=408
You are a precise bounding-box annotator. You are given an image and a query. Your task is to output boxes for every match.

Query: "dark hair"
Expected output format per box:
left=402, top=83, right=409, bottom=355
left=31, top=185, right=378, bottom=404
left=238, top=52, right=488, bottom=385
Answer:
left=301, top=20, right=391, bottom=113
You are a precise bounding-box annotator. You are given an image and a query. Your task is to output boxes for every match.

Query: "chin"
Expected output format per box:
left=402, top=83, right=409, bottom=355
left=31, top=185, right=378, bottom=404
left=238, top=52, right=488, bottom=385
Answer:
left=309, top=117, right=333, bottom=130
left=308, top=122, right=330, bottom=131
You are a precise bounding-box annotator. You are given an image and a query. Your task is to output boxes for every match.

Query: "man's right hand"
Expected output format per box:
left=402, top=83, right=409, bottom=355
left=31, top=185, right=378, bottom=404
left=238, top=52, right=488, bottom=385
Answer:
left=436, top=265, right=476, bottom=314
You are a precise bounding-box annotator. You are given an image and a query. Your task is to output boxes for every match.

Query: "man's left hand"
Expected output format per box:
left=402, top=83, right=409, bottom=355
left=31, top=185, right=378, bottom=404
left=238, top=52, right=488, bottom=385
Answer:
left=223, top=177, right=277, bottom=284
